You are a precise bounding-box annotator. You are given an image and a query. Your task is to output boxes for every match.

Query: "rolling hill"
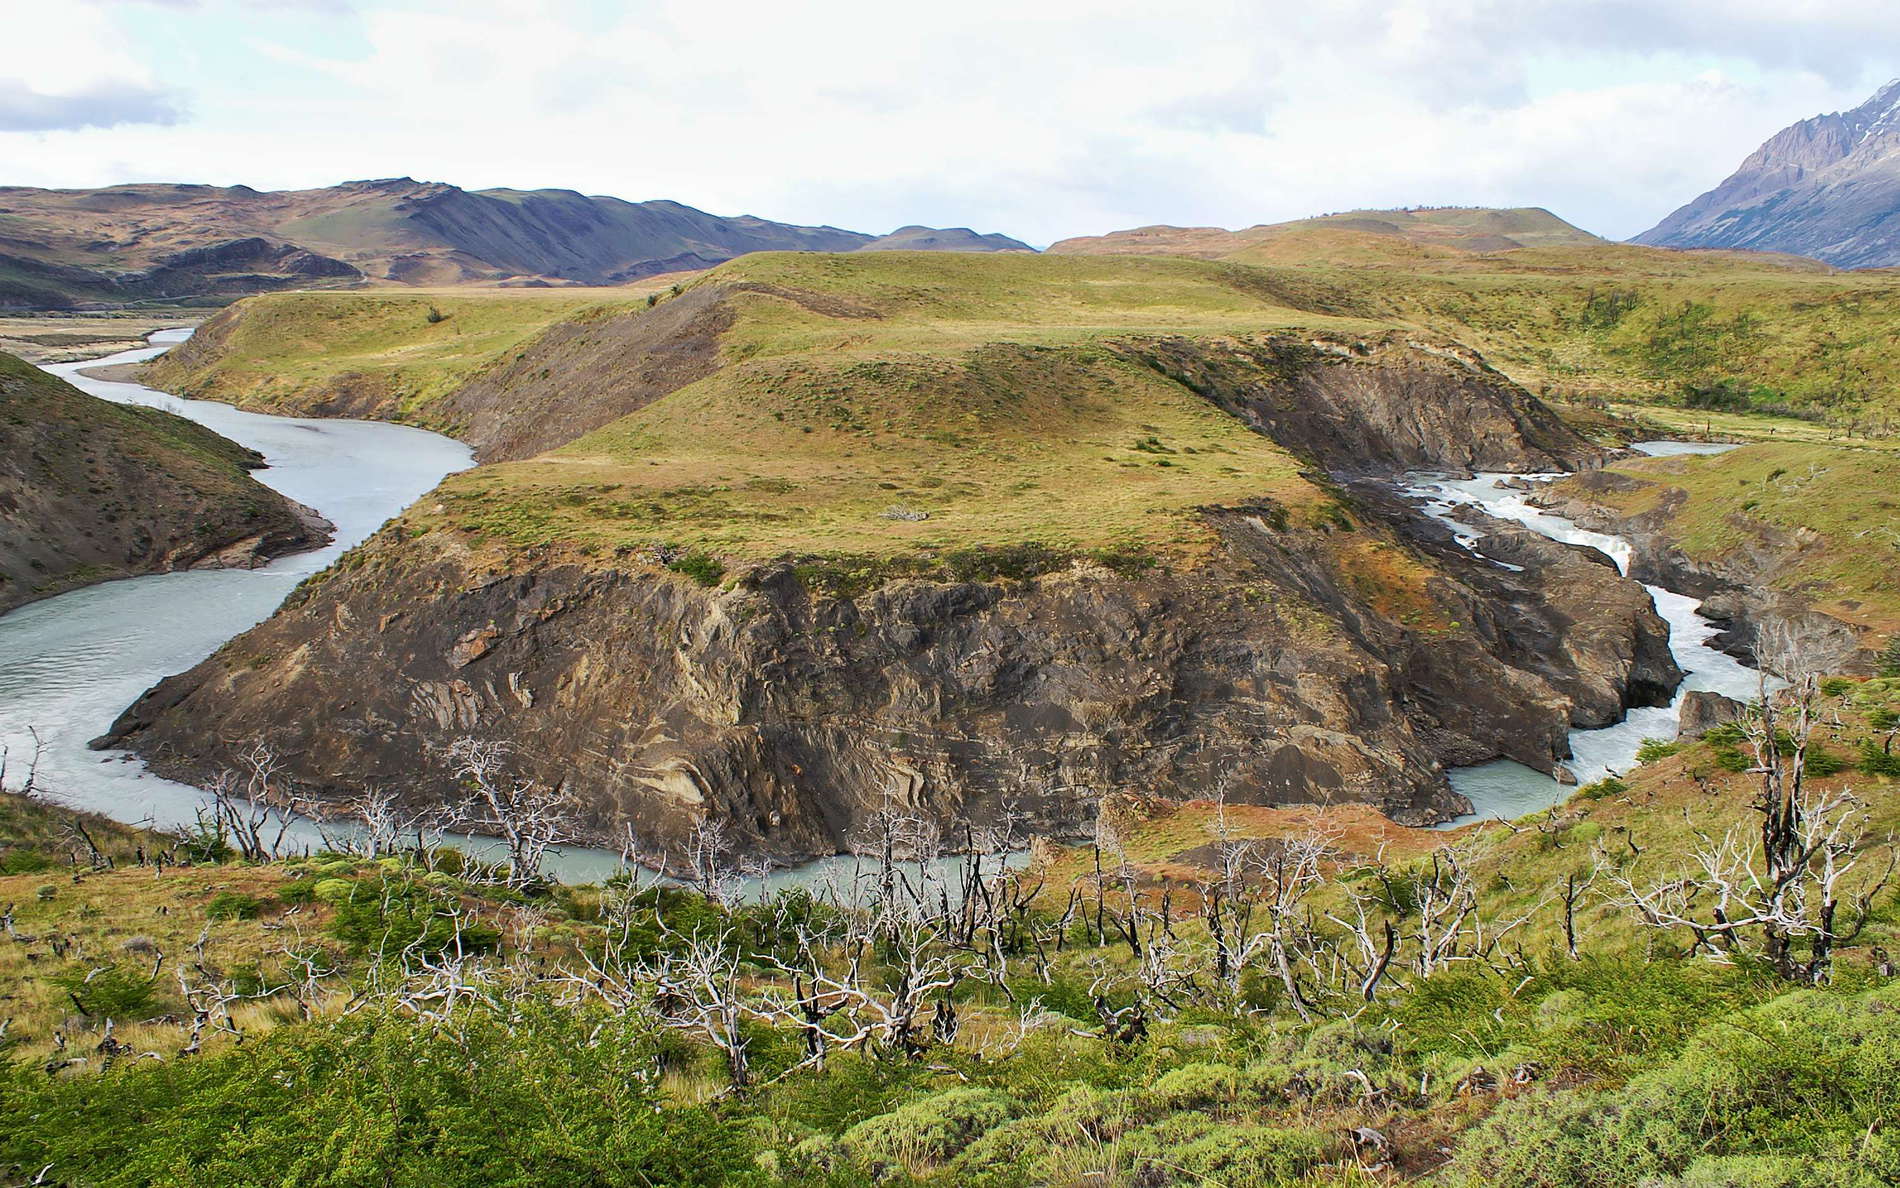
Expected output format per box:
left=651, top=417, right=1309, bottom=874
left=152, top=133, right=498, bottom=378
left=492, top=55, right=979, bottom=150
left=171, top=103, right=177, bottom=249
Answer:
left=104, top=250, right=1683, bottom=861
left=1047, top=206, right=1604, bottom=260
left=0, top=351, right=327, bottom=613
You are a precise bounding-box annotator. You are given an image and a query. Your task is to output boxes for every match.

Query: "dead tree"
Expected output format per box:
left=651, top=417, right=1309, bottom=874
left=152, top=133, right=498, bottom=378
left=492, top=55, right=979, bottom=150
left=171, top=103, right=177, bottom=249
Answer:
left=1557, top=862, right=1600, bottom=962
left=198, top=741, right=303, bottom=862
left=0, top=728, right=47, bottom=800
left=1616, top=677, right=1895, bottom=984
left=444, top=738, right=577, bottom=890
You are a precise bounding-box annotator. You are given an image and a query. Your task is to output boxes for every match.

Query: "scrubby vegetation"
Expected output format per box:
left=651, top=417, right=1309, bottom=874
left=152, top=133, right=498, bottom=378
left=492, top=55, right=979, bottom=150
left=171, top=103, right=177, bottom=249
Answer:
left=4, top=674, right=1898, bottom=1185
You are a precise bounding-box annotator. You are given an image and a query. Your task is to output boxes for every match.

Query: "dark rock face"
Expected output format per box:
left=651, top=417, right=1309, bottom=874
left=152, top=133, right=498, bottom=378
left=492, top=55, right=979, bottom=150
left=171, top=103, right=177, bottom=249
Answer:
left=103, top=493, right=1679, bottom=860
left=1636, top=80, right=1900, bottom=268
left=1530, top=473, right=1874, bottom=677
left=1679, top=691, right=1747, bottom=739
left=1116, top=334, right=1599, bottom=475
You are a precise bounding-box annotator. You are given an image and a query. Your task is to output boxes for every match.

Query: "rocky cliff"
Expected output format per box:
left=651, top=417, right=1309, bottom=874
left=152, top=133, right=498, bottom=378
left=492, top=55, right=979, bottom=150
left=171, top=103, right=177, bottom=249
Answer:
left=0, top=351, right=330, bottom=615
left=1635, top=80, right=1900, bottom=268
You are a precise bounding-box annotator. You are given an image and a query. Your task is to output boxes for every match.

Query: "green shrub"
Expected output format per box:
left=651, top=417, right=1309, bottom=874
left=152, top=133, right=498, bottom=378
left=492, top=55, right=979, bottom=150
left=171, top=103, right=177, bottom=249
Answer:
left=1878, top=636, right=1900, bottom=678
left=278, top=876, right=320, bottom=904
left=0, top=848, right=53, bottom=874
left=1143, top=1062, right=1240, bottom=1112
left=1801, top=747, right=1846, bottom=778
left=1858, top=739, right=1900, bottom=777
left=52, top=963, right=160, bottom=1019
left=1662, top=1154, right=1857, bottom=1187
left=669, top=551, right=726, bottom=587
left=0, top=1007, right=755, bottom=1187
left=325, top=877, right=499, bottom=957
left=1819, top=677, right=1856, bottom=698
left=1577, top=776, right=1628, bottom=801
left=1124, top=1115, right=1333, bottom=1185
left=841, top=1087, right=1019, bottom=1175
left=311, top=877, right=356, bottom=904
left=1636, top=738, right=1684, bottom=764
left=205, top=890, right=262, bottom=921
left=1712, top=744, right=1753, bottom=773
left=1450, top=983, right=1900, bottom=1187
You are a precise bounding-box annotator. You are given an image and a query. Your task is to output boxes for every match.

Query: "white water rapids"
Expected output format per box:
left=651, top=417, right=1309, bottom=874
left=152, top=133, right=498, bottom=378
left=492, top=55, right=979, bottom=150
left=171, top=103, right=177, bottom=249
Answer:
left=1407, top=443, right=1768, bottom=825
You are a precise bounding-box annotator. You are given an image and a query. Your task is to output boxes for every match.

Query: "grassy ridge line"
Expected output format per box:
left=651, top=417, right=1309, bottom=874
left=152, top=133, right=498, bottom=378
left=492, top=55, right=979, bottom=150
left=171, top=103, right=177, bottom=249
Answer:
left=144, top=242, right=1900, bottom=443
left=141, top=288, right=646, bottom=430
left=1214, top=245, right=1900, bottom=426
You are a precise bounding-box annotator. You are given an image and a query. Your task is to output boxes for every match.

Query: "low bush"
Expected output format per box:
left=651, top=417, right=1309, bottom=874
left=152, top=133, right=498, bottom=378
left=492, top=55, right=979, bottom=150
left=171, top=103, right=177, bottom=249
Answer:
left=0, top=1007, right=756, bottom=1187
left=204, top=890, right=262, bottom=921
left=840, top=1086, right=1019, bottom=1177
left=1636, top=738, right=1683, bottom=764
left=51, top=963, right=160, bottom=1020
left=1449, top=983, right=1900, bottom=1187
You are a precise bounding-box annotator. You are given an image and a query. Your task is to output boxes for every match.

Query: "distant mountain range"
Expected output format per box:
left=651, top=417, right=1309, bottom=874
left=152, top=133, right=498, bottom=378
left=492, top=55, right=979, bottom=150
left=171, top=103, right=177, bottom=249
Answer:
left=1637, top=80, right=1900, bottom=268
left=0, top=178, right=1032, bottom=309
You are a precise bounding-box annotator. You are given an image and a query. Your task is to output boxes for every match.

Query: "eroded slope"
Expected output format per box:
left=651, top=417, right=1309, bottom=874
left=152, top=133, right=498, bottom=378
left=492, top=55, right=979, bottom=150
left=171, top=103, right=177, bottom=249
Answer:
left=0, top=352, right=328, bottom=614
left=102, top=253, right=1680, bottom=857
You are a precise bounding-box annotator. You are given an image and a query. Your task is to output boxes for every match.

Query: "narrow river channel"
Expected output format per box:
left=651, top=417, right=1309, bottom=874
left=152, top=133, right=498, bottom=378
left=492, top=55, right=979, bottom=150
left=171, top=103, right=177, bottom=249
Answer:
left=1407, top=444, right=1770, bottom=825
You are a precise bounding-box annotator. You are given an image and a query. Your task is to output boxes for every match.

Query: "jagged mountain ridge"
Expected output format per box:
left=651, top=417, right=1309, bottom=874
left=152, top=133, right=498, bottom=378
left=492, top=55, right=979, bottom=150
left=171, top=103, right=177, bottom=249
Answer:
left=0, top=178, right=1032, bottom=308
left=1636, top=80, right=1900, bottom=268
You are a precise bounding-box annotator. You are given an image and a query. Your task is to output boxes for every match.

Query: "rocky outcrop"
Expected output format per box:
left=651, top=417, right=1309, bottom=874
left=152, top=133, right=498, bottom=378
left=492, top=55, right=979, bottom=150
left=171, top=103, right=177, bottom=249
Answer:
left=102, top=481, right=1679, bottom=860
left=1116, top=334, right=1600, bottom=475
left=0, top=351, right=331, bottom=614
left=1679, top=691, right=1747, bottom=739
left=1530, top=471, right=1874, bottom=677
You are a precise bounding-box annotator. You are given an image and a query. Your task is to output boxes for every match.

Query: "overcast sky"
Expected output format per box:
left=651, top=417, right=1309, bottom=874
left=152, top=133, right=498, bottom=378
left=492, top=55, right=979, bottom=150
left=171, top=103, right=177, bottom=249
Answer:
left=2, top=0, right=1894, bottom=246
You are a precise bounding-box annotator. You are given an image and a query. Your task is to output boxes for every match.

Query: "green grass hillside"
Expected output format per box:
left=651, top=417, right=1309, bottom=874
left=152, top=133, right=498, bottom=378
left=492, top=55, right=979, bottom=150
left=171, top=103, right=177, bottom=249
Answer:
left=142, top=288, right=625, bottom=427
left=152, top=233, right=1900, bottom=446
left=5, top=677, right=1898, bottom=1186
left=390, top=252, right=1436, bottom=570
left=1312, top=247, right=1900, bottom=428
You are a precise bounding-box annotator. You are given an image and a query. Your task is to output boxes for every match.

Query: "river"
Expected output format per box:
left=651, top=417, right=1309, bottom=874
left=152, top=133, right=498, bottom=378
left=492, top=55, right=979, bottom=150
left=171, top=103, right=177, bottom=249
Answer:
left=1, top=332, right=1764, bottom=871
left=1407, top=442, right=1768, bottom=825
left=0, top=330, right=475, bottom=843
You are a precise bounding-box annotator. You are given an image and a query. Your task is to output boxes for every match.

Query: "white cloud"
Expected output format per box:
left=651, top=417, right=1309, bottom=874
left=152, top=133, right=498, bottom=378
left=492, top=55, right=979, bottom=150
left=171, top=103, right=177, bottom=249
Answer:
left=0, top=0, right=1893, bottom=241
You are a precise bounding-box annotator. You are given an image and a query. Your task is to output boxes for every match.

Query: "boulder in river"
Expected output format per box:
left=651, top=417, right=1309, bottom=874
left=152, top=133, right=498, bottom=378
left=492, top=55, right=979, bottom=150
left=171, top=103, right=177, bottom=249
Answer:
left=1679, top=691, right=1747, bottom=739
